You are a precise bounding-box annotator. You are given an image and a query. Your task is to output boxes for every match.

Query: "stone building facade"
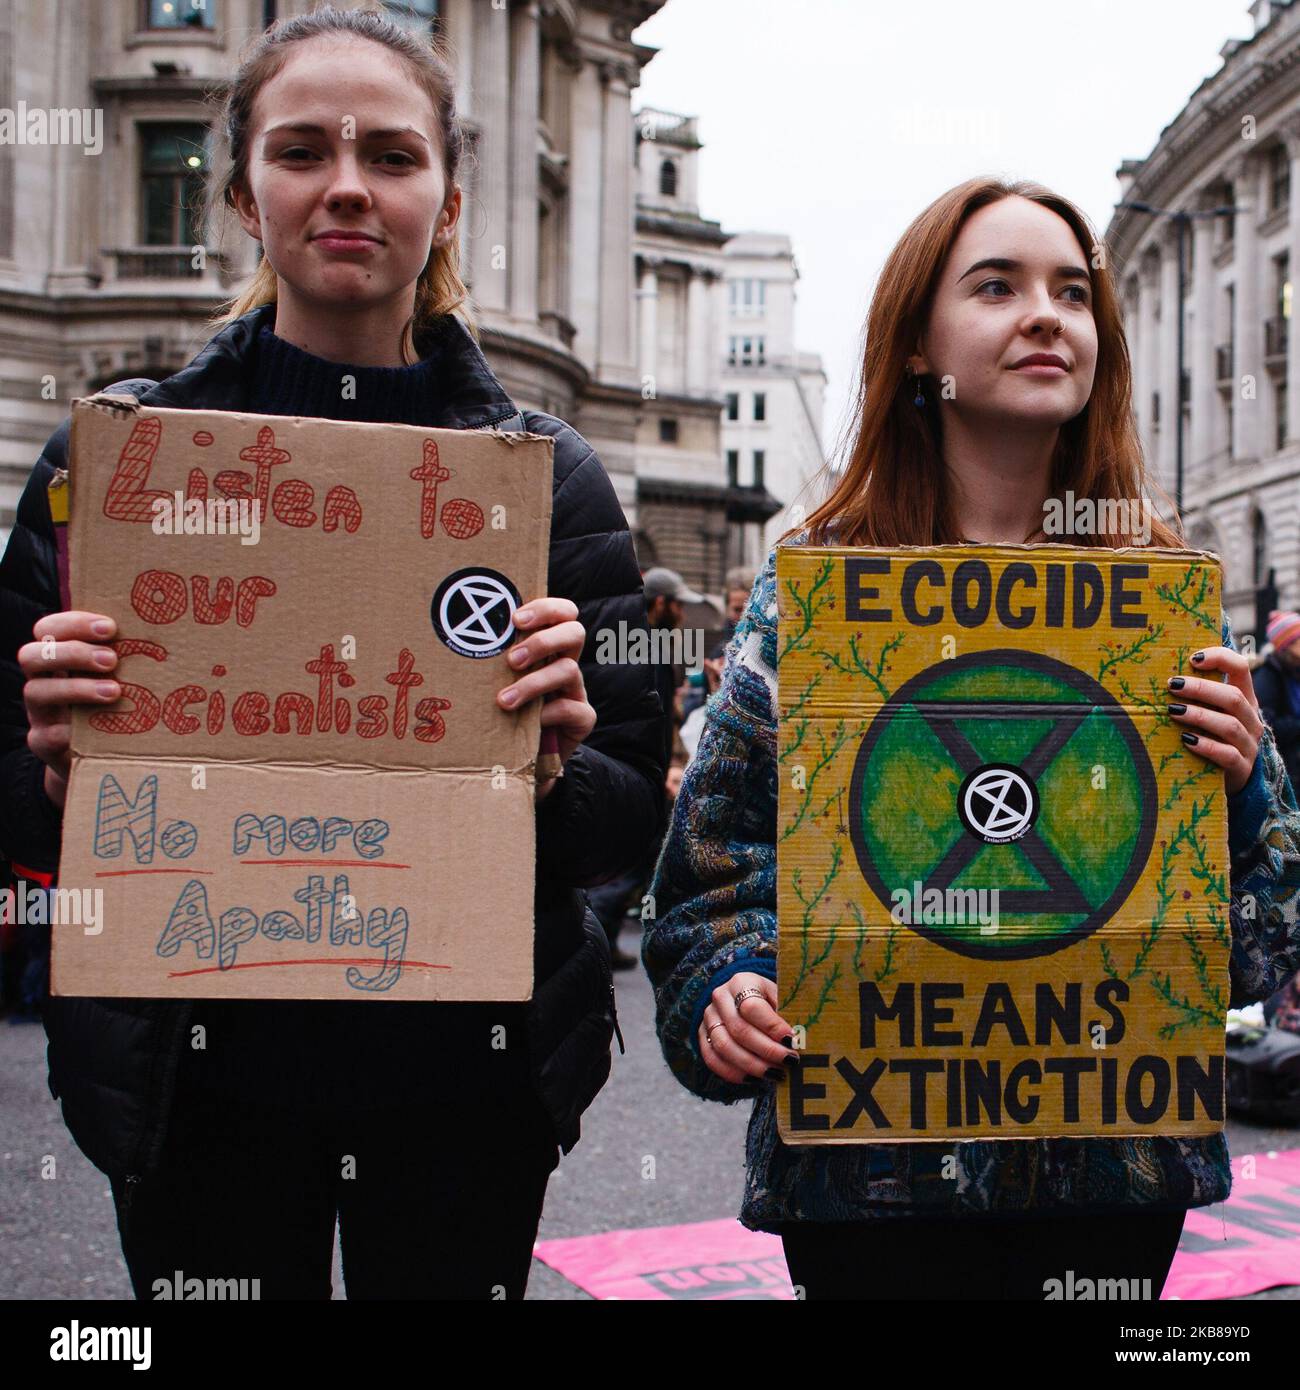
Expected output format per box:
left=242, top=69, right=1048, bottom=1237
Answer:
left=1, top=0, right=826, bottom=606
left=629, top=108, right=826, bottom=592
left=0, top=0, right=663, bottom=542
left=1107, top=0, right=1300, bottom=639
left=719, top=230, right=827, bottom=568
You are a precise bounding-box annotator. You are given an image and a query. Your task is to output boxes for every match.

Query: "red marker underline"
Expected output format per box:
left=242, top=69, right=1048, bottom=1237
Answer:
left=237, top=859, right=412, bottom=868
left=167, top=957, right=450, bottom=978
left=96, top=868, right=212, bottom=877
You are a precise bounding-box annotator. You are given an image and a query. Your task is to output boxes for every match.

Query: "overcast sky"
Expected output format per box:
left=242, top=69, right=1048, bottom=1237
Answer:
left=632, top=0, right=1255, bottom=458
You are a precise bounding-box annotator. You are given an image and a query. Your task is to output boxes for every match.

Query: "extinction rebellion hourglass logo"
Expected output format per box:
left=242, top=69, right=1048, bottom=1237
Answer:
left=430, top=568, right=521, bottom=659
left=958, top=765, right=1040, bottom=843
left=850, top=650, right=1156, bottom=961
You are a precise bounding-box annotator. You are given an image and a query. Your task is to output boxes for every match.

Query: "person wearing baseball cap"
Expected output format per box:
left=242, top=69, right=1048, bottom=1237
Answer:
left=589, top=566, right=704, bottom=969
left=642, top=566, right=706, bottom=615
left=641, top=569, right=703, bottom=770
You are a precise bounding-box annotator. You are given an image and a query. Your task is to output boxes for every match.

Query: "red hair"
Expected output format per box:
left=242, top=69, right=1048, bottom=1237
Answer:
left=789, top=177, right=1183, bottom=550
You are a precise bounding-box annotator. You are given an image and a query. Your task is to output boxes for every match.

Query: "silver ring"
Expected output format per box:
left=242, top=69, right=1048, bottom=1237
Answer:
left=732, top=987, right=764, bottom=1007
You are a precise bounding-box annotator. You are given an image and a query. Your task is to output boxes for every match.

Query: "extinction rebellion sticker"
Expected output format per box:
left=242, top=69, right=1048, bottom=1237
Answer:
left=430, top=567, right=521, bottom=659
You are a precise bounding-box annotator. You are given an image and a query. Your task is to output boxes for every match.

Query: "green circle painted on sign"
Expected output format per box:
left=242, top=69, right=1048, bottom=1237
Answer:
left=848, top=649, right=1157, bottom=960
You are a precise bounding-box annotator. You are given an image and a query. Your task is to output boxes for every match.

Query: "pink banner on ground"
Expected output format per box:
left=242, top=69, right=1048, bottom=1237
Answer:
left=535, top=1218, right=793, bottom=1300
left=535, top=1150, right=1300, bottom=1301
left=1165, top=1149, right=1300, bottom=1300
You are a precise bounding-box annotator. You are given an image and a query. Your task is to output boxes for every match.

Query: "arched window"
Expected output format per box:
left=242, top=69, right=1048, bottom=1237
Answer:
left=140, top=123, right=210, bottom=246
left=633, top=529, right=659, bottom=570
left=1252, top=508, right=1269, bottom=587
left=1188, top=520, right=1219, bottom=554
left=659, top=159, right=678, bottom=198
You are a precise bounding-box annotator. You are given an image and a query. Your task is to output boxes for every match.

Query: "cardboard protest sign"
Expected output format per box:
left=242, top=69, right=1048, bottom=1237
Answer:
left=52, top=394, right=553, bottom=1001
left=775, top=544, right=1229, bottom=1143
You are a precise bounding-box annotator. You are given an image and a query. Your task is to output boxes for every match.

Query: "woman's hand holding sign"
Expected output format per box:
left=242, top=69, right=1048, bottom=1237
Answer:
left=500, top=597, right=596, bottom=803
left=1166, top=647, right=1265, bottom=795
left=698, top=972, right=802, bottom=1084
left=20, top=610, right=121, bottom=810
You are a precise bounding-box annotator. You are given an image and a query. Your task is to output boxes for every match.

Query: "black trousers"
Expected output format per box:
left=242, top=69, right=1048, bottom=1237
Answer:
left=780, top=1208, right=1186, bottom=1300
left=110, top=1044, right=560, bottom=1301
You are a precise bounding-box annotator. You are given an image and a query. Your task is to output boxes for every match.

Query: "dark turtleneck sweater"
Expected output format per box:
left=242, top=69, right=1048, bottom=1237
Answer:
left=247, top=322, right=448, bottom=425
left=185, top=323, right=545, bottom=1139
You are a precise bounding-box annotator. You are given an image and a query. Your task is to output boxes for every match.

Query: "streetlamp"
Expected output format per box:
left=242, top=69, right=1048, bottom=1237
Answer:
left=1116, top=199, right=1244, bottom=516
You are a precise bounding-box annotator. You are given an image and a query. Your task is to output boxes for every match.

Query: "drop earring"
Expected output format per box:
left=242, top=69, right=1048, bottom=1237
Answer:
left=912, top=369, right=925, bottom=408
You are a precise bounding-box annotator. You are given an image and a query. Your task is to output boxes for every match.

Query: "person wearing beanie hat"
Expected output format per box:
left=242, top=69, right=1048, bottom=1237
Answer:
left=1266, top=609, right=1300, bottom=658
left=1254, top=610, right=1300, bottom=797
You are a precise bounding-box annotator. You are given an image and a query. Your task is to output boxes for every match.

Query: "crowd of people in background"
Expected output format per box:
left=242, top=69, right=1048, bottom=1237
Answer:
left=587, top=563, right=755, bottom=969
left=1252, top=611, right=1300, bottom=1035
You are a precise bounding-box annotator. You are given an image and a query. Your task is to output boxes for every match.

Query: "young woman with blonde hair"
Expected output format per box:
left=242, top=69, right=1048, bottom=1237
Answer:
left=1, top=6, right=664, bottom=1299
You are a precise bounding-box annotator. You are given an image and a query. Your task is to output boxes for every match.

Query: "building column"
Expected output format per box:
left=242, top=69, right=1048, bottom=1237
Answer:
left=1157, top=223, right=1181, bottom=494
left=701, top=268, right=723, bottom=399
left=507, top=0, right=541, bottom=323
left=1123, top=274, right=1141, bottom=432
left=1285, top=118, right=1300, bottom=448
left=0, top=0, right=13, bottom=261
left=566, top=54, right=603, bottom=368
left=597, top=61, right=638, bottom=384
left=638, top=257, right=659, bottom=384
left=685, top=264, right=711, bottom=394
left=444, top=0, right=474, bottom=115
left=442, top=0, right=475, bottom=284
left=1189, top=201, right=1217, bottom=480
left=44, top=0, right=97, bottom=291
left=1227, top=152, right=1262, bottom=462
left=469, top=0, right=511, bottom=314
left=1136, top=256, right=1159, bottom=457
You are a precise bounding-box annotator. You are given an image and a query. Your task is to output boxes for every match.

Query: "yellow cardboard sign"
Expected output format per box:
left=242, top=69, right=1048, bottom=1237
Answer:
left=775, top=544, right=1229, bottom=1143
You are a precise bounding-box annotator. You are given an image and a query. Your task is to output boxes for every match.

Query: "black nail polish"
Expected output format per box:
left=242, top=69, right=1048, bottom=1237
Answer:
left=1182, top=731, right=1199, bottom=746
left=1167, top=703, right=1187, bottom=715
left=780, top=1035, right=795, bottom=1048
left=1191, top=651, right=1205, bottom=662
left=1169, top=676, right=1185, bottom=690
left=765, top=1068, right=784, bottom=1081
left=784, top=1052, right=801, bottom=1067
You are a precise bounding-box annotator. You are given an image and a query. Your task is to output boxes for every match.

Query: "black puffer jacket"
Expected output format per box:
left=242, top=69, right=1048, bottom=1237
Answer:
left=0, top=302, right=667, bottom=1179
left=1253, top=652, right=1300, bottom=797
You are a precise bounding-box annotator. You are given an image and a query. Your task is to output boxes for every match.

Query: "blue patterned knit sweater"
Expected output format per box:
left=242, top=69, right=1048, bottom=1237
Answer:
left=644, top=539, right=1300, bottom=1231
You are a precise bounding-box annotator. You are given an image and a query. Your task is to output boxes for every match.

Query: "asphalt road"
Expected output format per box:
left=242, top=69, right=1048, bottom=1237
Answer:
left=3, top=948, right=1298, bottom=1300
